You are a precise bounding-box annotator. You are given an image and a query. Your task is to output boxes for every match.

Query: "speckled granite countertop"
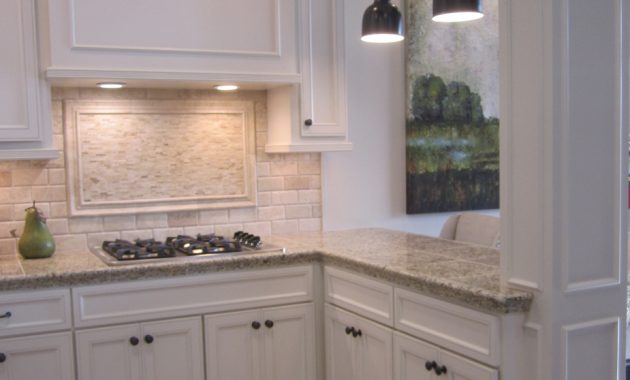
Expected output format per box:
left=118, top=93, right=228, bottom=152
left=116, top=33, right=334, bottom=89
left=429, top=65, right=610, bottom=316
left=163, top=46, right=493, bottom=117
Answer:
left=0, top=229, right=532, bottom=315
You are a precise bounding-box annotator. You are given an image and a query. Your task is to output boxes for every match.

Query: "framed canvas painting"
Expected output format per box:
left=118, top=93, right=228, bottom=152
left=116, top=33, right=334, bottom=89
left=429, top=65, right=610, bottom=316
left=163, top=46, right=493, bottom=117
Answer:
left=406, top=0, right=499, bottom=213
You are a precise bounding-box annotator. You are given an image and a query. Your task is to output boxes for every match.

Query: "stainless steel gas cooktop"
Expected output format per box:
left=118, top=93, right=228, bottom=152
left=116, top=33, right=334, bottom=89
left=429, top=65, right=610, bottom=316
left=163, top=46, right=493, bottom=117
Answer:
left=90, top=231, right=286, bottom=266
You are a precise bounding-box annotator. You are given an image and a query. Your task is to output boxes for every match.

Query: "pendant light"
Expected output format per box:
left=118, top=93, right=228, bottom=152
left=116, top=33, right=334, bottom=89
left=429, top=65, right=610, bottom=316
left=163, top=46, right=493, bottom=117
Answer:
left=432, top=0, right=483, bottom=23
left=361, top=0, right=404, bottom=43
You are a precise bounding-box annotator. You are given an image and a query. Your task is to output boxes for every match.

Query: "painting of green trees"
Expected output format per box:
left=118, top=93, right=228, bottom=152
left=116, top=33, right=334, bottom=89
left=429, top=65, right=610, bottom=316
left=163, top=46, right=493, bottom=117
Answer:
left=406, top=74, right=499, bottom=213
left=405, top=0, right=499, bottom=214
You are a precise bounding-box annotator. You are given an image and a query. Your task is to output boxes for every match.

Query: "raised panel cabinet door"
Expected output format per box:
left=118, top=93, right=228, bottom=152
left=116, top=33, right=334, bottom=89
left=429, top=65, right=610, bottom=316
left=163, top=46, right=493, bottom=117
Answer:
left=393, top=332, right=438, bottom=380
left=45, top=0, right=300, bottom=77
left=204, top=309, right=263, bottom=380
left=140, top=317, right=204, bottom=380
left=75, top=323, right=142, bottom=380
left=354, top=311, right=394, bottom=380
left=0, top=0, right=44, bottom=141
left=261, top=303, right=316, bottom=380
left=299, top=0, right=347, bottom=137
left=0, top=332, right=75, bottom=380
left=325, top=305, right=359, bottom=380
left=438, top=350, right=498, bottom=380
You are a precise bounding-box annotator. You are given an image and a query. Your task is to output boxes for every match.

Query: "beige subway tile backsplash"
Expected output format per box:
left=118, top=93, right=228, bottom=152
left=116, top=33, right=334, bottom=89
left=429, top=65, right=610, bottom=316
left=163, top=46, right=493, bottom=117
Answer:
left=0, top=88, right=321, bottom=255
left=271, top=220, right=299, bottom=234
left=229, top=208, right=257, bottom=223
left=121, top=229, right=154, bottom=241
left=103, top=215, right=136, bottom=231
left=12, top=168, right=48, bottom=186
left=0, top=239, right=16, bottom=256
left=258, top=177, right=284, bottom=192
left=271, top=191, right=299, bottom=205
left=285, top=205, right=312, bottom=219
left=0, top=206, right=12, bottom=221
left=68, top=216, right=103, bottom=234
left=136, top=213, right=169, bottom=229
left=270, top=162, right=298, bottom=176
left=167, top=211, right=198, bottom=227
left=198, top=210, right=229, bottom=225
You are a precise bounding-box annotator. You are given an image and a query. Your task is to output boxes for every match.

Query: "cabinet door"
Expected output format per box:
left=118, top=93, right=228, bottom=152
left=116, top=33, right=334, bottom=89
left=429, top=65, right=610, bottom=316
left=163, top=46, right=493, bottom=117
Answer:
left=325, top=304, right=359, bottom=380
left=76, top=324, right=142, bottom=380
left=355, top=311, right=393, bottom=380
left=141, top=317, right=204, bottom=380
left=0, top=0, right=43, bottom=142
left=439, top=350, right=498, bottom=380
left=393, top=332, right=437, bottom=380
left=0, top=332, right=74, bottom=380
left=205, top=310, right=263, bottom=380
left=261, top=304, right=316, bottom=380
left=45, top=0, right=300, bottom=78
left=299, top=0, right=346, bottom=137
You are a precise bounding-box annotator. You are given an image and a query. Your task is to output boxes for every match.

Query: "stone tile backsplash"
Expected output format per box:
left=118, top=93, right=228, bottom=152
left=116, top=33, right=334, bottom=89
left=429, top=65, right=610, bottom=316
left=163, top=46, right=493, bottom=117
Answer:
left=0, top=88, right=322, bottom=255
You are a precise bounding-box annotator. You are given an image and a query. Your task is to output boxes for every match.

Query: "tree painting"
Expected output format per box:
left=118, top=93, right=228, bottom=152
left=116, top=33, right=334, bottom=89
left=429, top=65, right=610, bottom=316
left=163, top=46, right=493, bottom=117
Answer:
left=406, top=0, right=499, bottom=214
left=406, top=74, right=499, bottom=213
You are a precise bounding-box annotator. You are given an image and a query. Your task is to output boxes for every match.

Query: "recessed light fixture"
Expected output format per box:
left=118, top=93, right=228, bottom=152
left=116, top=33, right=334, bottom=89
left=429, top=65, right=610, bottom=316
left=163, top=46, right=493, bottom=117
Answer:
left=432, top=0, right=483, bottom=23
left=214, top=85, right=239, bottom=91
left=361, top=0, right=404, bottom=43
left=96, top=82, right=126, bottom=89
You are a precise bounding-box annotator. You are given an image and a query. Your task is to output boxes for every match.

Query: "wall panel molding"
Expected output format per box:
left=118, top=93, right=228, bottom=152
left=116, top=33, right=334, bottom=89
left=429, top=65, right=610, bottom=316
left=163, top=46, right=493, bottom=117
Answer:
left=64, top=100, right=257, bottom=216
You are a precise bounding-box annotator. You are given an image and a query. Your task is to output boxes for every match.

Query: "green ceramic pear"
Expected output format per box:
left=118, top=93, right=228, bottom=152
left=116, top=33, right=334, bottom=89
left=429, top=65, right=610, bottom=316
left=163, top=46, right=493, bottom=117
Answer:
left=18, top=202, right=55, bottom=259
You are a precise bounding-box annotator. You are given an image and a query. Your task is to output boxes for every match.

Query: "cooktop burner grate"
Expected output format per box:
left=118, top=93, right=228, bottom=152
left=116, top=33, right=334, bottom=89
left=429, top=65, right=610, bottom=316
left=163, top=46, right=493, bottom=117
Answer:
left=93, top=231, right=285, bottom=265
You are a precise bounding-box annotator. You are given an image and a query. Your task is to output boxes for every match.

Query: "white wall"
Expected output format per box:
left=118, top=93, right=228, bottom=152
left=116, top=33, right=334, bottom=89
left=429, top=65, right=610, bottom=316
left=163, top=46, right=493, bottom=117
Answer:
left=321, top=0, right=498, bottom=236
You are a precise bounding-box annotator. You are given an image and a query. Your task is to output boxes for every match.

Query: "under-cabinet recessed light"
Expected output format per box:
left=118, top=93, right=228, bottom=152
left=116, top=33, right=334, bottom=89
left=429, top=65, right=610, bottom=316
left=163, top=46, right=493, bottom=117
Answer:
left=214, top=85, right=239, bottom=91
left=97, top=82, right=126, bottom=89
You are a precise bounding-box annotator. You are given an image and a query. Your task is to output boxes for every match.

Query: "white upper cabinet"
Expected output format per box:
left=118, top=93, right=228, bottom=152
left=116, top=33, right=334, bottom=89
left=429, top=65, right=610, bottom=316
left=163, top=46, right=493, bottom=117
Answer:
left=266, top=0, right=351, bottom=152
left=40, top=0, right=351, bottom=153
left=298, top=0, right=347, bottom=138
left=41, top=0, right=300, bottom=82
left=0, top=0, right=57, bottom=160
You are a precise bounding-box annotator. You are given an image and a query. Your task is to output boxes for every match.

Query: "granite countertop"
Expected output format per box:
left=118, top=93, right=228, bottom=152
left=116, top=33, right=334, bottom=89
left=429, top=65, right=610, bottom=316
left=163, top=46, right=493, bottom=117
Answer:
left=0, top=229, right=532, bottom=315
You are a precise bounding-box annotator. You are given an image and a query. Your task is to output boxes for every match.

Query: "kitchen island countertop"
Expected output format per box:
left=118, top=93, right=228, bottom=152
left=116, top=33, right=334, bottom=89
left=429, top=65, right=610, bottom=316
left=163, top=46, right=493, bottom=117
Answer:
left=0, top=228, right=532, bottom=314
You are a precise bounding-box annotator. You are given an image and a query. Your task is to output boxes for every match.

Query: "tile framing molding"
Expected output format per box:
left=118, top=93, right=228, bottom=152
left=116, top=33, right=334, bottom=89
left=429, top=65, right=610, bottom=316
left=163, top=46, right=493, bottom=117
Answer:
left=63, top=99, right=257, bottom=216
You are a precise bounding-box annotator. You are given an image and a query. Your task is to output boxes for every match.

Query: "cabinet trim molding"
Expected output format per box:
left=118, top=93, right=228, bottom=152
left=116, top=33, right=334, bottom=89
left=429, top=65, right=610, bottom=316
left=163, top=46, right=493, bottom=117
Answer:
left=72, top=266, right=314, bottom=327
left=68, top=0, right=283, bottom=57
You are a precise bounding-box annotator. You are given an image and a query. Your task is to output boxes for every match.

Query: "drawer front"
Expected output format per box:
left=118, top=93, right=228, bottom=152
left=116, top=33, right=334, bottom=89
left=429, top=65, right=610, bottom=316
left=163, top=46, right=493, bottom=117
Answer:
left=394, top=288, right=500, bottom=366
left=324, top=267, right=394, bottom=326
left=73, top=265, right=313, bottom=327
left=0, top=288, right=71, bottom=337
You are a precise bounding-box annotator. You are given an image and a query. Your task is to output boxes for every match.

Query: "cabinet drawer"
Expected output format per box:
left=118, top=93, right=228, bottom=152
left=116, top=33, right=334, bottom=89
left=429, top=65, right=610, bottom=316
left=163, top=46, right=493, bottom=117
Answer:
left=73, top=265, right=313, bottom=327
left=324, top=267, right=393, bottom=326
left=0, top=289, right=71, bottom=337
left=394, top=288, right=500, bottom=366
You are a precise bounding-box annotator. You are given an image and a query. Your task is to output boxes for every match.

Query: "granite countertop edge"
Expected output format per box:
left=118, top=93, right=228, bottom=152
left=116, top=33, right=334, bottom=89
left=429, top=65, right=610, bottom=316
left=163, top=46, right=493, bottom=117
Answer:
left=0, top=244, right=533, bottom=315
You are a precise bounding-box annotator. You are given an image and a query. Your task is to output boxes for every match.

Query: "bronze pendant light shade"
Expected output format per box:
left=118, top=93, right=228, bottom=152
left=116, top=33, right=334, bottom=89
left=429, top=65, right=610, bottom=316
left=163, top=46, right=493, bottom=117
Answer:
left=361, top=0, right=404, bottom=43
left=432, top=0, right=483, bottom=22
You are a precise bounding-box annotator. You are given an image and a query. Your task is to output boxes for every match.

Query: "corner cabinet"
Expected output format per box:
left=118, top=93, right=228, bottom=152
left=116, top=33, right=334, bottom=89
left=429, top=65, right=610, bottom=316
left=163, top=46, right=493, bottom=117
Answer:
left=266, top=0, right=351, bottom=153
left=394, top=332, right=498, bottom=380
left=325, top=305, right=393, bottom=380
left=0, top=0, right=57, bottom=160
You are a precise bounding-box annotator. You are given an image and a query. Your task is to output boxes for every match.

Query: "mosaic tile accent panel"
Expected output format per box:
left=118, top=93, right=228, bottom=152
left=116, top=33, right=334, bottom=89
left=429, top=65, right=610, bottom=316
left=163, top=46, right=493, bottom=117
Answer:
left=65, top=100, right=257, bottom=215
left=78, top=113, right=245, bottom=201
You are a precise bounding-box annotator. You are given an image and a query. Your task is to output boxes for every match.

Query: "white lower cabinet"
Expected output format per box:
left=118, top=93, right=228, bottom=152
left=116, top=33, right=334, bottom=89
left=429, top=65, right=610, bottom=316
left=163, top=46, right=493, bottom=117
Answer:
left=205, top=303, right=316, bottom=380
left=325, top=304, right=393, bottom=380
left=0, top=332, right=75, bottom=380
left=75, top=316, right=203, bottom=380
left=394, top=332, right=498, bottom=380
